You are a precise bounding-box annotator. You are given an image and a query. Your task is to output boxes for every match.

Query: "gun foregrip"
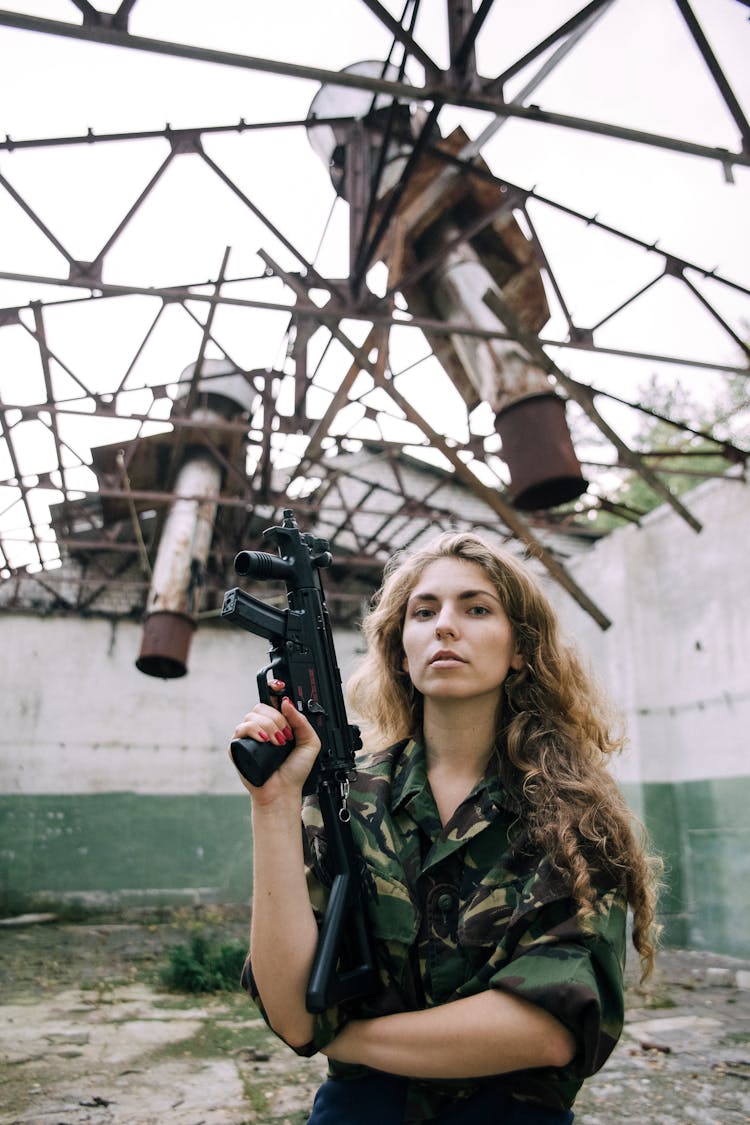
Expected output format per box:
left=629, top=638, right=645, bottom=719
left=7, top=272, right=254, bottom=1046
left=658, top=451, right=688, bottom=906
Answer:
left=230, top=735, right=294, bottom=787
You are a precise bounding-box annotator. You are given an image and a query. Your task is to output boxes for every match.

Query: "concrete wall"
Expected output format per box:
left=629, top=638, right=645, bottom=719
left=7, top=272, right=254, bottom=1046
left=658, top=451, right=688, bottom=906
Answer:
left=2, top=476, right=748, bottom=955
left=0, top=611, right=365, bottom=911
left=545, top=477, right=750, bottom=956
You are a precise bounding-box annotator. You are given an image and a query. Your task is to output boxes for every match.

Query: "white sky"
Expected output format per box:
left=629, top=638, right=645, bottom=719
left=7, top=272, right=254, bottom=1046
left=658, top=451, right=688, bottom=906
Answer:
left=0, top=0, right=748, bottom=569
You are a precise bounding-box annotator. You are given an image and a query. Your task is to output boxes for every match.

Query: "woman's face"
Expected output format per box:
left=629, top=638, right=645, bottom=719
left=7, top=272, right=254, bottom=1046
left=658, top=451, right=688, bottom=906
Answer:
left=401, top=557, right=523, bottom=706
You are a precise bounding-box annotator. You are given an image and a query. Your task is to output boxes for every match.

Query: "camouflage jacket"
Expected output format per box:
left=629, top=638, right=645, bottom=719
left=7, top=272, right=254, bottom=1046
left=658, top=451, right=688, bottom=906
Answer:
left=246, top=738, right=627, bottom=1123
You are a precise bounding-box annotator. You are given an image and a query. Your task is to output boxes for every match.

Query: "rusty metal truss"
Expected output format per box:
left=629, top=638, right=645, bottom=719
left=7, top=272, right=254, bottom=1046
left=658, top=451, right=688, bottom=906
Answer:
left=0, top=0, right=748, bottom=635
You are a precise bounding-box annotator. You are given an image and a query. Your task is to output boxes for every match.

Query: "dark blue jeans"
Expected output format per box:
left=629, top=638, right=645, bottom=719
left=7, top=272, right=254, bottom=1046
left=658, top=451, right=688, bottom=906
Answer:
left=306, top=1073, right=575, bottom=1124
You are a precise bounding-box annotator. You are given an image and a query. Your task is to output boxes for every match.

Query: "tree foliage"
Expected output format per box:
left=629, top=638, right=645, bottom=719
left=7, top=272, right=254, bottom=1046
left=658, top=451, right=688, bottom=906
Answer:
left=606, top=373, right=748, bottom=519
left=566, top=373, right=749, bottom=532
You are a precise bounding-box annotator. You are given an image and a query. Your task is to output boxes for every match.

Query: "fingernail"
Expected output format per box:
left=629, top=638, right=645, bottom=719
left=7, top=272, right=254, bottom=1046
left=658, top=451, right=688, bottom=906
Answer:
left=274, top=731, right=287, bottom=745
left=256, top=730, right=269, bottom=742
left=283, top=727, right=293, bottom=740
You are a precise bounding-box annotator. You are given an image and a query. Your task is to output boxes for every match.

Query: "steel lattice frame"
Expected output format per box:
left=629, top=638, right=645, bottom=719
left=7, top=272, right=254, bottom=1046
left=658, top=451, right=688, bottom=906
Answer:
left=0, top=0, right=747, bottom=628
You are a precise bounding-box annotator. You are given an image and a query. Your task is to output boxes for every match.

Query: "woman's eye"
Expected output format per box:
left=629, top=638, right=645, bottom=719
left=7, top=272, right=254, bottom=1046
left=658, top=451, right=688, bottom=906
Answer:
left=468, top=605, right=490, bottom=616
left=413, top=607, right=434, bottom=619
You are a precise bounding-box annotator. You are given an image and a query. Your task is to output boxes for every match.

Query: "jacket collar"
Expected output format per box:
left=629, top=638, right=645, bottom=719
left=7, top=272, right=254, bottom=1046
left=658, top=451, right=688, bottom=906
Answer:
left=390, top=736, right=517, bottom=818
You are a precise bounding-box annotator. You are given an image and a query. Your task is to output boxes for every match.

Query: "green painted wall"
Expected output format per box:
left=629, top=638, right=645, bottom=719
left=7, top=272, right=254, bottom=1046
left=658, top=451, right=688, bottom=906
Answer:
left=2, top=780, right=749, bottom=957
left=0, top=794, right=253, bottom=911
left=623, top=776, right=750, bottom=957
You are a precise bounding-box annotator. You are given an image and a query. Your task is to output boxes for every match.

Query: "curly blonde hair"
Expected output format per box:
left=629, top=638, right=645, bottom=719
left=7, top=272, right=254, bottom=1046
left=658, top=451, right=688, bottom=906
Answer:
left=347, top=531, right=661, bottom=979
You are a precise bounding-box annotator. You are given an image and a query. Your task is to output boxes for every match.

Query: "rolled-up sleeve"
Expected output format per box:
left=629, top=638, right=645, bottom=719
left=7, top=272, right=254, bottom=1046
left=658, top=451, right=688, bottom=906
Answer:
left=489, top=887, right=627, bottom=1076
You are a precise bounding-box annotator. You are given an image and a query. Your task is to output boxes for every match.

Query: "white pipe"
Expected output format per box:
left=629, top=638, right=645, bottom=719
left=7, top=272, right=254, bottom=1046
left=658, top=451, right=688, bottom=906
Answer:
left=144, top=452, right=221, bottom=621
left=424, top=217, right=550, bottom=413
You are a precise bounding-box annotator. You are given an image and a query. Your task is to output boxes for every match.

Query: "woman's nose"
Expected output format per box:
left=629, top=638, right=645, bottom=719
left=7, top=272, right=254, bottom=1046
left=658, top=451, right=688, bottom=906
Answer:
left=434, top=609, right=458, bottom=637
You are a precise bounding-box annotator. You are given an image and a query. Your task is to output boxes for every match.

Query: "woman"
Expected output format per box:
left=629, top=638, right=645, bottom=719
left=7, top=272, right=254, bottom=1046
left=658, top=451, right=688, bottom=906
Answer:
left=230, top=531, right=661, bottom=1124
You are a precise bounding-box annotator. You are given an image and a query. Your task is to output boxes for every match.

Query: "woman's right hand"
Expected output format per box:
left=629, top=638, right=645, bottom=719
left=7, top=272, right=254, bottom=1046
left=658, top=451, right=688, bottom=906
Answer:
left=229, top=694, right=321, bottom=804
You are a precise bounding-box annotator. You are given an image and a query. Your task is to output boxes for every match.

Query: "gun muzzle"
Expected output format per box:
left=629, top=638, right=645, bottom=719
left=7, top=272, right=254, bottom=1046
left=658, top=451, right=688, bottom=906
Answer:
left=234, top=550, right=296, bottom=582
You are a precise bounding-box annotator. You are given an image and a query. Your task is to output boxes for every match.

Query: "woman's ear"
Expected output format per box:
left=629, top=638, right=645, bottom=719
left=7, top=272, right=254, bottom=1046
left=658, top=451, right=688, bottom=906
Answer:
left=510, top=651, right=524, bottom=671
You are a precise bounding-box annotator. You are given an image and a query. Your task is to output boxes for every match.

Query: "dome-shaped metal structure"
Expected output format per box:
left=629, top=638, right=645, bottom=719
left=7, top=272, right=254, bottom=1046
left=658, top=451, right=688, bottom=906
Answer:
left=0, top=0, right=747, bottom=657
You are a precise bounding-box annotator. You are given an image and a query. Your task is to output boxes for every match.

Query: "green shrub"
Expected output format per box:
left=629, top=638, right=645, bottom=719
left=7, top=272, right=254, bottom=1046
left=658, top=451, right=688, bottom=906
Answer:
left=160, top=933, right=247, bottom=993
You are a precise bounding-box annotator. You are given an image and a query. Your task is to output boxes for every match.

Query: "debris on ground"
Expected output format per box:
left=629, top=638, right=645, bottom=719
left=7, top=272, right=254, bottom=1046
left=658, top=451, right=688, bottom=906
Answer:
left=1, top=908, right=748, bottom=1123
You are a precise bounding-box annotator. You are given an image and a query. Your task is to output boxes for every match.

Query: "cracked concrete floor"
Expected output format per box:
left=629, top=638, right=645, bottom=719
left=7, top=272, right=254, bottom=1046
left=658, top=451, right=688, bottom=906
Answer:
left=1, top=912, right=748, bottom=1124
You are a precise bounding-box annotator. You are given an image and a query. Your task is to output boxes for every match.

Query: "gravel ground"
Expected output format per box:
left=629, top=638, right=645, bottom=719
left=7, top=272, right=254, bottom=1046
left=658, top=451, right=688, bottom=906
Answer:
left=1, top=907, right=748, bottom=1124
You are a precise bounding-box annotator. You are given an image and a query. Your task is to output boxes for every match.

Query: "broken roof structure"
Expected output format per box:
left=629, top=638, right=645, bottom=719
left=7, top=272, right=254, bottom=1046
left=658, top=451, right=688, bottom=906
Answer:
left=0, top=1, right=747, bottom=672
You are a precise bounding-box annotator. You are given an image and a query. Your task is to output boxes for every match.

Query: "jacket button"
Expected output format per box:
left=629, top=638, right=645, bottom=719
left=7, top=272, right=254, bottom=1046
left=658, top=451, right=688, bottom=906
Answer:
left=437, top=892, right=454, bottom=913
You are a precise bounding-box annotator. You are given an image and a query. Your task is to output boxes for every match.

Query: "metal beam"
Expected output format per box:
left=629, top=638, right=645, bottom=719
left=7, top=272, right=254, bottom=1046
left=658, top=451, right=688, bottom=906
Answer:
left=0, top=10, right=747, bottom=169
left=449, top=0, right=493, bottom=77
left=358, top=0, right=443, bottom=79
left=1, top=268, right=747, bottom=376
left=674, top=0, right=750, bottom=154
left=259, top=247, right=613, bottom=629
left=490, top=0, right=613, bottom=93
left=4, top=116, right=746, bottom=299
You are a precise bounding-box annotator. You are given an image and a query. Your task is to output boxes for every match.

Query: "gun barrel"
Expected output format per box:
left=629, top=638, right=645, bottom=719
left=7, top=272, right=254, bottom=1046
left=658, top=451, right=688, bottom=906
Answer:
left=234, top=550, right=294, bottom=581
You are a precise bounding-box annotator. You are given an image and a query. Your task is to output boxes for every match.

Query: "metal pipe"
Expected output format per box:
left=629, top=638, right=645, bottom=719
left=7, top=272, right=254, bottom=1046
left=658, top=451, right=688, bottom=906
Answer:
left=133, top=360, right=257, bottom=678
left=422, top=216, right=586, bottom=508
left=136, top=450, right=221, bottom=679
left=423, top=217, right=549, bottom=411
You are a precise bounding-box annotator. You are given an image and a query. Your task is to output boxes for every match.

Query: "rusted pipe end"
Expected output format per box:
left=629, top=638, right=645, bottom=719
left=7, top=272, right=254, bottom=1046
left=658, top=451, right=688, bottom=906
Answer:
left=136, top=611, right=196, bottom=679
left=495, top=394, right=588, bottom=511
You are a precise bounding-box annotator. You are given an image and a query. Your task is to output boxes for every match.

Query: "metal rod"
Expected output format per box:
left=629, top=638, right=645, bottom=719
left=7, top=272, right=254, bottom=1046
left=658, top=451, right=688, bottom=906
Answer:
left=199, top=147, right=345, bottom=303
left=384, top=191, right=517, bottom=298
left=450, top=0, right=494, bottom=75
left=259, top=247, right=613, bottom=629
left=674, top=0, right=750, bottom=153
left=0, top=10, right=747, bottom=168
left=519, top=204, right=577, bottom=334
left=0, top=116, right=363, bottom=153
left=1, top=267, right=747, bottom=376
left=588, top=387, right=748, bottom=458
left=490, top=0, right=613, bottom=93
left=352, top=100, right=444, bottom=290
left=32, top=306, right=73, bottom=515
left=89, top=149, right=175, bottom=265
left=359, top=0, right=443, bottom=78
left=0, top=386, right=44, bottom=567
left=679, top=273, right=750, bottom=360
left=588, top=272, right=664, bottom=332
left=0, top=169, right=75, bottom=265
left=428, top=148, right=750, bottom=298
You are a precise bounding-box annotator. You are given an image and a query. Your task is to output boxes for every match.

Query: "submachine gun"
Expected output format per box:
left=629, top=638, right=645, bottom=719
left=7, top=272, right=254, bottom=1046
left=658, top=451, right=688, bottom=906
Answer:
left=221, top=510, right=379, bottom=1014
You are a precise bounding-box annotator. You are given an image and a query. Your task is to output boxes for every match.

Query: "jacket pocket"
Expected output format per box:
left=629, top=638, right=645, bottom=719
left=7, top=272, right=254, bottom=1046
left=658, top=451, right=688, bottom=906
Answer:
left=365, top=865, right=419, bottom=945
left=458, top=879, right=517, bottom=948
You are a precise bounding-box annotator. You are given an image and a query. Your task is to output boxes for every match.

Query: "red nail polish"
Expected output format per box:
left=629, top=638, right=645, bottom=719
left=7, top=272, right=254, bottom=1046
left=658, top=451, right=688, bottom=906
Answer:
left=283, top=727, right=293, bottom=740
left=274, top=731, right=287, bottom=745
left=256, top=730, right=269, bottom=742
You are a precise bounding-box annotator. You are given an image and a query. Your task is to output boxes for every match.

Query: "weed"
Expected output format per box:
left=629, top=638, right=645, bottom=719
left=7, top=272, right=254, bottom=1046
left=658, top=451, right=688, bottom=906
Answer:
left=151, top=1018, right=272, bottom=1061
left=645, top=993, right=678, bottom=1009
left=160, top=932, right=247, bottom=993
